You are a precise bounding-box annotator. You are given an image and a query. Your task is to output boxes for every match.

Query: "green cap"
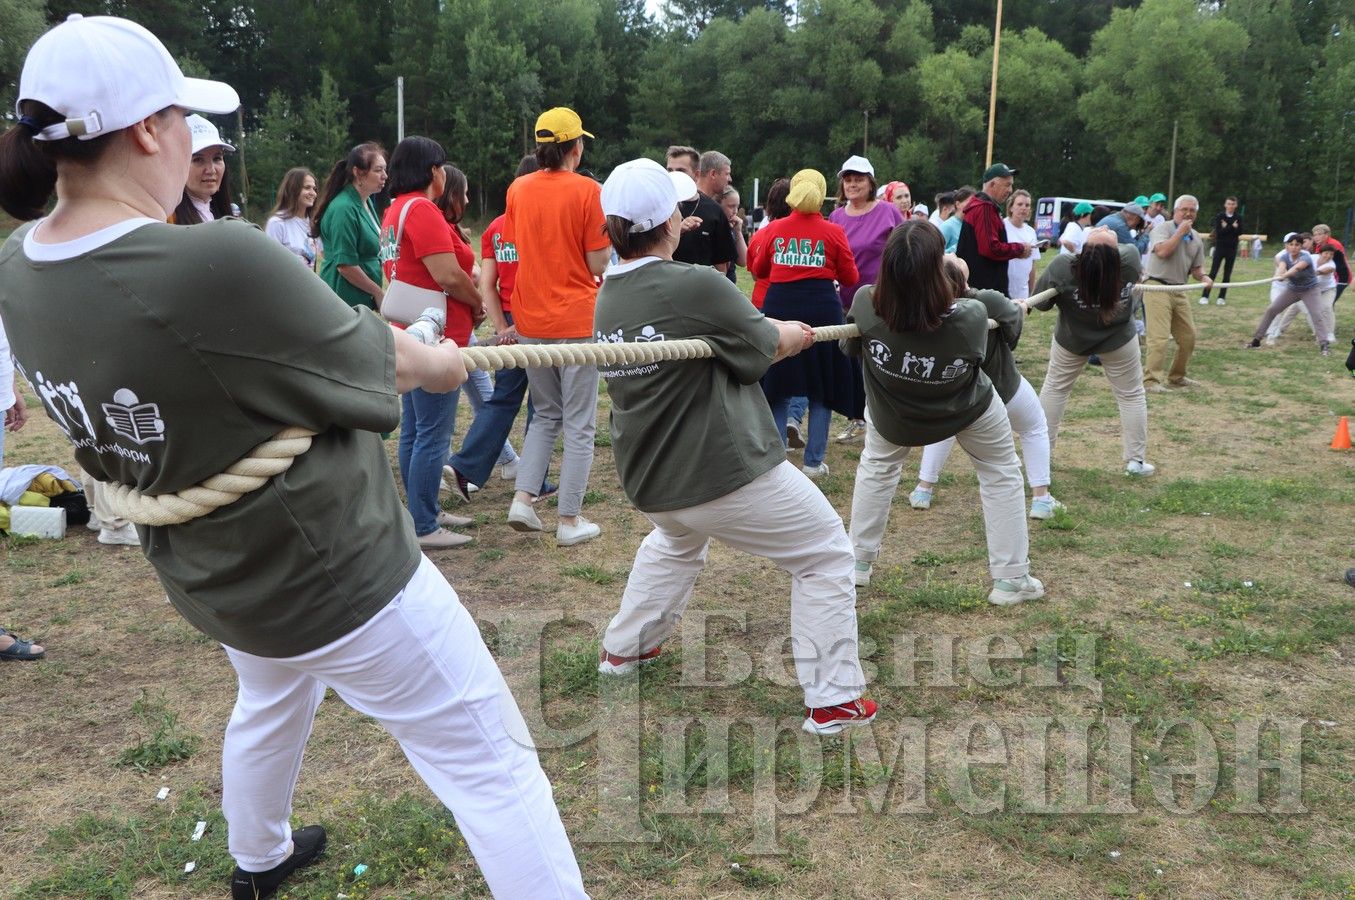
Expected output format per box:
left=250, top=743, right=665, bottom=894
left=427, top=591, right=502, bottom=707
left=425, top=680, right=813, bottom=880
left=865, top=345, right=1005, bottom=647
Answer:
left=1148, top=192, right=1167, bottom=204
left=1133, top=195, right=1150, bottom=207
left=981, top=162, right=1018, bottom=181
left=1073, top=202, right=1094, bottom=216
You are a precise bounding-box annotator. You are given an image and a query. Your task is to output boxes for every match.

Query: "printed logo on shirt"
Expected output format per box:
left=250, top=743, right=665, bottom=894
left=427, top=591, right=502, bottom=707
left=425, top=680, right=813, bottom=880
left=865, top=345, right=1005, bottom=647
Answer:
left=634, top=325, right=666, bottom=342
left=772, top=237, right=826, bottom=268
left=597, top=328, right=625, bottom=344
left=101, top=389, right=166, bottom=445
left=379, top=225, right=399, bottom=264
left=31, top=370, right=96, bottom=440
left=492, top=233, right=518, bottom=264
left=867, top=339, right=893, bottom=368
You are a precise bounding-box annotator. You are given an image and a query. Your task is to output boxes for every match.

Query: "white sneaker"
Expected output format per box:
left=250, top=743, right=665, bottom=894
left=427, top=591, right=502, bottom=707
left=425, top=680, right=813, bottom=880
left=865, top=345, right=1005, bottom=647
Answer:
left=801, top=462, right=829, bottom=478
left=1216, top=298, right=1226, bottom=306
left=1198, top=296, right=1209, bottom=305
left=853, top=560, right=873, bottom=587
left=467, top=481, right=480, bottom=494
left=1029, top=495, right=1065, bottom=520
left=437, top=510, right=474, bottom=528
left=507, top=500, right=543, bottom=532
left=909, top=487, right=933, bottom=510
left=989, top=574, right=1045, bottom=606
left=417, top=528, right=473, bottom=550
left=499, top=460, right=519, bottom=480
left=1125, top=459, right=1157, bottom=477
left=97, top=523, right=139, bottom=546
left=557, top=516, right=601, bottom=547
left=86, top=516, right=103, bottom=532
left=836, top=420, right=866, bottom=443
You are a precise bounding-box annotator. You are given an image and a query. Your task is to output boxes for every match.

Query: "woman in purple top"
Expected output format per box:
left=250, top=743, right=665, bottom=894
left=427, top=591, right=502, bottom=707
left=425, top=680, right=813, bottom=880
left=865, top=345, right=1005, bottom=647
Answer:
left=829, top=155, right=904, bottom=442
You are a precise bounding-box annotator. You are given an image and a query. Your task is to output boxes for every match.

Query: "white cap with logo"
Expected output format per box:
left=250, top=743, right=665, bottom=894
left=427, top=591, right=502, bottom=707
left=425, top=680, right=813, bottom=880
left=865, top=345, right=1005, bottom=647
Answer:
left=187, top=114, right=235, bottom=154
left=838, top=155, right=875, bottom=178
left=18, top=14, right=239, bottom=142
left=601, top=158, right=680, bottom=234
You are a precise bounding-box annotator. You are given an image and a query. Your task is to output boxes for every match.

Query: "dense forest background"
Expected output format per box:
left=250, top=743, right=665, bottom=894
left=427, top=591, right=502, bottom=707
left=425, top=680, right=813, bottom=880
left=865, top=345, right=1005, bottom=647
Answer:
left=1, top=0, right=1350, bottom=235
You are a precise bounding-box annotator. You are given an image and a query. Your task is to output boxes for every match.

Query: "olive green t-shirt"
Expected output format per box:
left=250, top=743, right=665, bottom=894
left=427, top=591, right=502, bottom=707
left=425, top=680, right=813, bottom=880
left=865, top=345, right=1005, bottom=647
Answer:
left=844, top=286, right=994, bottom=447
left=0, top=218, right=419, bottom=658
left=1033, top=245, right=1141, bottom=356
left=594, top=259, right=783, bottom=512
left=968, top=288, right=1024, bottom=403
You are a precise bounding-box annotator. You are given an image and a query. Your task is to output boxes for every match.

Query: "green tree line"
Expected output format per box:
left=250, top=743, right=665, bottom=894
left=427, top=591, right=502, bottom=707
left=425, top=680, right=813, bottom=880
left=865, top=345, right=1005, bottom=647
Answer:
left=2, top=0, right=1350, bottom=234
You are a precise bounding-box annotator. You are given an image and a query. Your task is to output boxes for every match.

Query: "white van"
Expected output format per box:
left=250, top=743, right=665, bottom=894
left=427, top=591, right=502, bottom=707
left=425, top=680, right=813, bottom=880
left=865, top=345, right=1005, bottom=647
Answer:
left=1035, top=197, right=1126, bottom=242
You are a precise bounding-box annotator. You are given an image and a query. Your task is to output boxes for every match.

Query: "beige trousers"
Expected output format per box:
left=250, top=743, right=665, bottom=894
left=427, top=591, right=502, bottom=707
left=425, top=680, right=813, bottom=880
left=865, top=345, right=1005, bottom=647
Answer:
left=1038, top=336, right=1148, bottom=464
left=1142, top=288, right=1196, bottom=386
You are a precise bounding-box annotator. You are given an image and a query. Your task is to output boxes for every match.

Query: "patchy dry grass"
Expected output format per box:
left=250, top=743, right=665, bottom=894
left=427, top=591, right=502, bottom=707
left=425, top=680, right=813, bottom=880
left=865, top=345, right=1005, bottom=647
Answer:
left=3, top=255, right=1353, bottom=898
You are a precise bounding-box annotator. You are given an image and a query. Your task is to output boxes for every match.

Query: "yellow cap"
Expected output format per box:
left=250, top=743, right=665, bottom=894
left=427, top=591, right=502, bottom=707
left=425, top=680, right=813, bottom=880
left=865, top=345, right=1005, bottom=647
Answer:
left=534, top=107, right=594, bottom=143
left=787, top=169, right=827, bottom=214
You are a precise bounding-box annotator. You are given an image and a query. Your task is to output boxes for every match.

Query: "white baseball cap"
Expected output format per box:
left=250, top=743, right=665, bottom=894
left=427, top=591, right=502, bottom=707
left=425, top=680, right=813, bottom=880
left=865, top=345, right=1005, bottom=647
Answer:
left=18, top=14, right=239, bottom=142
left=914, top=203, right=930, bottom=216
left=187, top=114, right=235, bottom=154
left=602, top=158, right=679, bottom=234
left=668, top=170, right=698, bottom=203
left=838, top=155, right=875, bottom=178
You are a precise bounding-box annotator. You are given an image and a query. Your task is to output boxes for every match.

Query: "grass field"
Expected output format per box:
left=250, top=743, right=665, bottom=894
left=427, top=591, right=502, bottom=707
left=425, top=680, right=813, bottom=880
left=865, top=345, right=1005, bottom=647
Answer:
left=3, top=252, right=1354, bottom=899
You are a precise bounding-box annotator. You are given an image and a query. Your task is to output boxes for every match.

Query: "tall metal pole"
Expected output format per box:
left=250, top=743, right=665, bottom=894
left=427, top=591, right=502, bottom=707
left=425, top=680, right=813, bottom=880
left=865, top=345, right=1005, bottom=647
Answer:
left=985, top=0, right=1003, bottom=168
left=1168, top=118, right=1179, bottom=203
left=863, top=109, right=870, bottom=157
left=396, top=76, right=405, bottom=143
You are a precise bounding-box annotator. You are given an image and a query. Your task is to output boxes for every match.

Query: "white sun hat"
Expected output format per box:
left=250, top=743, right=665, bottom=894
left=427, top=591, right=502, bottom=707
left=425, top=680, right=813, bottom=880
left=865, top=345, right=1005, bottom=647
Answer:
left=18, top=14, right=239, bottom=142
left=187, top=114, right=235, bottom=154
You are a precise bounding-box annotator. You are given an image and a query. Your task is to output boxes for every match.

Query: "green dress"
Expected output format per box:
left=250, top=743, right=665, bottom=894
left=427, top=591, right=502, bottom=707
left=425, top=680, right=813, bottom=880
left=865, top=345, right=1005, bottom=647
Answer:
left=319, top=183, right=382, bottom=310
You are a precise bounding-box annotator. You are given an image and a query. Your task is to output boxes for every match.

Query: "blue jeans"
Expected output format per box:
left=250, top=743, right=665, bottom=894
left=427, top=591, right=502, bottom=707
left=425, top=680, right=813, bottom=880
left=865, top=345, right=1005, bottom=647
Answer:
left=449, top=315, right=534, bottom=485
left=770, top=397, right=829, bottom=468
left=787, top=395, right=808, bottom=426
left=463, top=360, right=518, bottom=467
left=399, top=386, right=460, bottom=536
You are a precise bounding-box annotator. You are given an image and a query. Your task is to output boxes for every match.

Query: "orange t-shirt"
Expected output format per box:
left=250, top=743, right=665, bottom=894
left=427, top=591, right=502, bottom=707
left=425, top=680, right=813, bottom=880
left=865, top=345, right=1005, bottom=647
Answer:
left=501, top=169, right=609, bottom=338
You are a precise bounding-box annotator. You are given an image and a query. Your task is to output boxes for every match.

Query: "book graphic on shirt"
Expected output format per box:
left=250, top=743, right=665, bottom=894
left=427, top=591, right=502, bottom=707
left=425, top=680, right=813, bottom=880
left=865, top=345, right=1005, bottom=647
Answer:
left=101, top=389, right=166, bottom=445
left=32, top=371, right=96, bottom=440
left=773, top=238, right=826, bottom=268
left=867, top=340, right=892, bottom=368
left=634, top=326, right=666, bottom=342
left=939, top=358, right=969, bottom=379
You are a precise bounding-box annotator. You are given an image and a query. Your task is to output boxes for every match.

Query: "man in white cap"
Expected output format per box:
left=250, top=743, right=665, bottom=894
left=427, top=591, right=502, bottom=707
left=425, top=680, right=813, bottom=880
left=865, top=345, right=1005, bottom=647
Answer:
left=591, top=157, right=879, bottom=737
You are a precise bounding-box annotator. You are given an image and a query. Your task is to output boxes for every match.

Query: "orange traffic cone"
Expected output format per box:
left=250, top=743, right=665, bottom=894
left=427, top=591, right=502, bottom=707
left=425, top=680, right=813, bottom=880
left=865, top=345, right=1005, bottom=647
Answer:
left=1333, top=416, right=1352, bottom=451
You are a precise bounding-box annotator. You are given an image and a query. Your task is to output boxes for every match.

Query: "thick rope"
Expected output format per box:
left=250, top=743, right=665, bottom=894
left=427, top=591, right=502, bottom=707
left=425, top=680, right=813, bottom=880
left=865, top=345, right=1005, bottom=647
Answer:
left=99, top=288, right=1059, bottom=525
left=1132, top=276, right=1277, bottom=293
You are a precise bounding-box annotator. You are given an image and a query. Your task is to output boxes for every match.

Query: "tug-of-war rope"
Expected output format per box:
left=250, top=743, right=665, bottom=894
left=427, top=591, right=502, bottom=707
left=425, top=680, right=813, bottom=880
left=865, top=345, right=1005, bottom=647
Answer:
left=101, top=276, right=1278, bottom=525
left=1132, top=276, right=1278, bottom=293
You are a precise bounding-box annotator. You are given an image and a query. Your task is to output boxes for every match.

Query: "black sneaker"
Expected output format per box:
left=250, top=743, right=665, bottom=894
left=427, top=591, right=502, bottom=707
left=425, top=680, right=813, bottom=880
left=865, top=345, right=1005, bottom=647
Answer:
left=231, top=825, right=327, bottom=900
left=1087, top=354, right=1102, bottom=367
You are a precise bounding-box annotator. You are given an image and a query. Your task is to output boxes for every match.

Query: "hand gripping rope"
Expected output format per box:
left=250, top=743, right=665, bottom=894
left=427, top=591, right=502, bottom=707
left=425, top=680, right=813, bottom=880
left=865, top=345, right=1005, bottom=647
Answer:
left=107, top=274, right=1281, bottom=526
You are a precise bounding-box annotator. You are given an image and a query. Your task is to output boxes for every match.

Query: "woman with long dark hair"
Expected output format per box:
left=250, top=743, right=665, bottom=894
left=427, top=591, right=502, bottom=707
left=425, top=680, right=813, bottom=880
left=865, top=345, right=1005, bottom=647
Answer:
left=0, top=15, right=583, bottom=899
left=1033, top=227, right=1154, bottom=476
left=844, top=220, right=1043, bottom=604
left=169, top=114, right=234, bottom=223
left=381, top=139, right=483, bottom=550
left=314, top=141, right=387, bottom=309
left=264, top=166, right=318, bottom=267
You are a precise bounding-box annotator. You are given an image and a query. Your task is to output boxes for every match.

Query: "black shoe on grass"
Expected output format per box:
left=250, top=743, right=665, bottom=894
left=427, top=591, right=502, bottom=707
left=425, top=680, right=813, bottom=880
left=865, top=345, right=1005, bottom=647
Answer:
left=231, top=825, right=327, bottom=900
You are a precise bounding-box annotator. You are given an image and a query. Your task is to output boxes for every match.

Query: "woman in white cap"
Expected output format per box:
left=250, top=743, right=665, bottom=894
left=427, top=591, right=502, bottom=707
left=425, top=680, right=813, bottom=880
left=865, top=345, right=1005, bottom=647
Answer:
left=170, top=113, right=235, bottom=223
left=844, top=220, right=1043, bottom=606
left=829, top=155, right=904, bottom=445
left=0, top=15, right=586, bottom=899
left=592, top=157, right=878, bottom=736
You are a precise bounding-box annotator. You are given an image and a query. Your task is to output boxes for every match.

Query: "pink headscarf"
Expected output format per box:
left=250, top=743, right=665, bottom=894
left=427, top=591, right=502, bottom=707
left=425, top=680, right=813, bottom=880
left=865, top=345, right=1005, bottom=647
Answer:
left=883, top=181, right=909, bottom=203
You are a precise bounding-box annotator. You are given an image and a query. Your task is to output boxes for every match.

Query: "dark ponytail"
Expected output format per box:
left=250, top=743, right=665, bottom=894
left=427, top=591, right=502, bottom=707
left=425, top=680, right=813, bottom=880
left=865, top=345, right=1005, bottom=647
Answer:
left=0, top=100, right=150, bottom=221
left=311, top=141, right=385, bottom=239
left=1074, top=242, right=1124, bottom=326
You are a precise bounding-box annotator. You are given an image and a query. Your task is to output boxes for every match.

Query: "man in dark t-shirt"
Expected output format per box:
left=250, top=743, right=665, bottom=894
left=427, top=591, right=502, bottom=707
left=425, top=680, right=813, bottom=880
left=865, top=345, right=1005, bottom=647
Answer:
left=666, top=145, right=737, bottom=271
left=1201, top=195, right=1242, bottom=305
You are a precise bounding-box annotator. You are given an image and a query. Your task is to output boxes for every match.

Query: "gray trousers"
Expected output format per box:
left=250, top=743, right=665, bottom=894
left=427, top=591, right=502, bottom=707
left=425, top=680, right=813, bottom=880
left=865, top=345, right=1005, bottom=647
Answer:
left=1252, top=285, right=1333, bottom=347
left=513, top=336, right=599, bottom=517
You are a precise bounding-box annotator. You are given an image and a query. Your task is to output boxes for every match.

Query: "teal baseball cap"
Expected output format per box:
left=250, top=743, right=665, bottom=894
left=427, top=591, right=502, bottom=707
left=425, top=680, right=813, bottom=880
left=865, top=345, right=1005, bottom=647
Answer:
left=1072, top=202, right=1094, bottom=216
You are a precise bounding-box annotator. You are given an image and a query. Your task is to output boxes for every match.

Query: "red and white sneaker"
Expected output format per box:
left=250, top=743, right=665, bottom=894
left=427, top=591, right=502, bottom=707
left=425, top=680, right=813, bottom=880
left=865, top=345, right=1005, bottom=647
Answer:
left=597, top=644, right=663, bottom=676
left=803, top=697, right=878, bottom=735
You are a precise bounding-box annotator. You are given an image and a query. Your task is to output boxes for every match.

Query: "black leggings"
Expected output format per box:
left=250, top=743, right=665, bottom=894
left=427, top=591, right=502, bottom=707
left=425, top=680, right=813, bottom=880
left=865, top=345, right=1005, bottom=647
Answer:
left=1203, top=249, right=1237, bottom=299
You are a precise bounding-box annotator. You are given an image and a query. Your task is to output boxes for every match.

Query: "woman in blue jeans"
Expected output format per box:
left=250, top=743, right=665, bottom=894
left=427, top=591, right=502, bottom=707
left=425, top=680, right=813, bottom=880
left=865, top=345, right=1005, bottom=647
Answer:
left=380, top=140, right=483, bottom=549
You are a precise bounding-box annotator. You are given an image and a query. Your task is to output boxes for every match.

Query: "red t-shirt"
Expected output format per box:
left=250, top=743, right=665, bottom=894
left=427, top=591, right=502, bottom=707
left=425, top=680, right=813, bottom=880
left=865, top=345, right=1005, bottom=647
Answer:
left=748, top=210, right=859, bottom=287
left=381, top=193, right=474, bottom=343
left=746, top=226, right=774, bottom=308
left=480, top=213, right=517, bottom=314
left=501, top=169, right=609, bottom=338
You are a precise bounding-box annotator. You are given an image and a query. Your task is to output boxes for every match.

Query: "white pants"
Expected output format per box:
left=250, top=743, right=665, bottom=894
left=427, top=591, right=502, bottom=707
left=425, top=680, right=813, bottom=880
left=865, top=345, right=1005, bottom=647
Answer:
left=601, top=460, right=866, bottom=708
left=80, top=469, right=129, bottom=531
left=1038, top=336, right=1148, bottom=464
left=221, top=556, right=587, bottom=898
left=917, top=376, right=1050, bottom=489
left=1268, top=286, right=1336, bottom=342
left=850, top=396, right=1029, bottom=580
